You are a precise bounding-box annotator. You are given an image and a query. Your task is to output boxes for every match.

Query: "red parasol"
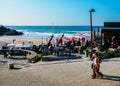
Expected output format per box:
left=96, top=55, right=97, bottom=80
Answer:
left=62, top=37, right=71, bottom=41
left=73, top=33, right=90, bottom=37
left=70, top=37, right=78, bottom=40
left=62, top=36, right=78, bottom=41
left=73, top=33, right=83, bottom=36
left=82, top=33, right=91, bottom=36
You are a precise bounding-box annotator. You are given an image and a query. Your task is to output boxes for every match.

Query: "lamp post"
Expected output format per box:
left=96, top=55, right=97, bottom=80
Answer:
left=89, top=9, right=95, bottom=52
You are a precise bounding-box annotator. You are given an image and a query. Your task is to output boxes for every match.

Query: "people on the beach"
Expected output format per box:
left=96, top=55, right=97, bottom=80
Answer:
left=12, top=39, right=16, bottom=44
left=91, top=50, right=103, bottom=79
left=78, top=37, right=86, bottom=53
left=2, top=43, right=8, bottom=58
left=111, top=35, right=118, bottom=48
left=76, top=38, right=81, bottom=46
left=103, top=40, right=111, bottom=50
left=48, top=44, right=54, bottom=53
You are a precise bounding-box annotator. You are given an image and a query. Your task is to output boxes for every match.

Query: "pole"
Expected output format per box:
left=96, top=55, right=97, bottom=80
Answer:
left=97, top=27, right=100, bottom=44
left=90, top=11, right=93, bottom=52
left=89, top=9, right=95, bottom=52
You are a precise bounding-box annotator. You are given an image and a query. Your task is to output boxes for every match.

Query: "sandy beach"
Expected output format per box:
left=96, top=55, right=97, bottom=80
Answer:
left=0, top=37, right=120, bottom=86
left=0, top=36, right=48, bottom=45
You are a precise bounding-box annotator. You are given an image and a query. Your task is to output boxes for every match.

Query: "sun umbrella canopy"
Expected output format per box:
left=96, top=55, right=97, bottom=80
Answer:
left=62, top=37, right=71, bottom=41
left=62, top=36, right=78, bottom=41
left=73, top=33, right=83, bottom=36
left=70, top=37, right=78, bottom=40
left=73, top=33, right=90, bottom=37
left=82, top=33, right=91, bottom=36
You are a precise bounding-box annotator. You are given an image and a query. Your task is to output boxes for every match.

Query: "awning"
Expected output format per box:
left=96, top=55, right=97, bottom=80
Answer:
left=101, top=28, right=120, bottom=32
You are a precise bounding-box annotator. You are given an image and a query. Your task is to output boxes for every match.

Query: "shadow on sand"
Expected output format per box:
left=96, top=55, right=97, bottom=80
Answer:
left=102, top=57, right=120, bottom=62
left=42, top=54, right=82, bottom=62
left=0, top=60, right=8, bottom=63
left=103, top=74, right=120, bottom=82
left=8, top=57, right=27, bottom=60
left=11, top=67, right=22, bottom=70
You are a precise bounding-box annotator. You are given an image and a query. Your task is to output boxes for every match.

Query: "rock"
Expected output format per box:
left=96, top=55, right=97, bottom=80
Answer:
left=5, top=30, right=23, bottom=35
left=0, top=25, right=10, bottom=35
left=0, top=25, right=23, bottom=36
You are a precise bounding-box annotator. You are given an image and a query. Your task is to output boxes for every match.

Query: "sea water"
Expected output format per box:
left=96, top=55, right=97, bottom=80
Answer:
left=5, top=26, right=100, bottom=39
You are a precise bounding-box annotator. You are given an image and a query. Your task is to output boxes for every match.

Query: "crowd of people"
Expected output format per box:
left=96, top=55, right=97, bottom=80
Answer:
left=103, top=35, right=120, bottom=50
left=60, top=37, right=89, bottom=54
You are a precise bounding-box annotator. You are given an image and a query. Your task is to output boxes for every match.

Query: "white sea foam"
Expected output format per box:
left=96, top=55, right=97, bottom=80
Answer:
left=16, top=30, right=74, bottom=38
left=5, top=29, right=90, bottom=39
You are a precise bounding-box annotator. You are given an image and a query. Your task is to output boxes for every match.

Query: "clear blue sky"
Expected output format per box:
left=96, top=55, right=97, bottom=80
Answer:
left=0, top=0, right=120, bottom=26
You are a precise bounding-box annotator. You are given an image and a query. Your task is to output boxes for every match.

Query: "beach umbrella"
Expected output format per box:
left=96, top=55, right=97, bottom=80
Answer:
left=62, top=36, right=78, bottom=41
left=62, top=37, right=71, bottom=41
left=82, top=33, right=91, bottom=36
left=73, top=33, right=83, bottom=37
left=73, top=33, right=90, bottom=38
left=70, top=37, right=78, bottom=40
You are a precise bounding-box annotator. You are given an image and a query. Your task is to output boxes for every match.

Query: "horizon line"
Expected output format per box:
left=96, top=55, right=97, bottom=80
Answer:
left=4, top=24, right=103, bottom=26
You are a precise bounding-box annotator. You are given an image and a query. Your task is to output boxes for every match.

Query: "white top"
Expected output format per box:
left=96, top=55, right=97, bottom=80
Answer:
left=81, top=41, right=86, bottom=46
left=92, top=53, right=97, bottom=66
left=93, top=58, right=97, bottom=65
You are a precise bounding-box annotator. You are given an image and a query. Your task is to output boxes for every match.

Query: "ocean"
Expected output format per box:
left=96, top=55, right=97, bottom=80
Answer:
left=5, top=26, right=100, bottom=39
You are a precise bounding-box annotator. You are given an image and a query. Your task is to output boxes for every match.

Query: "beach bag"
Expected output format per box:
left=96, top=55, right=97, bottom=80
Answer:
left=91, top=63, right=96, bottom=69
left=91, top=63, right=94, bottom=69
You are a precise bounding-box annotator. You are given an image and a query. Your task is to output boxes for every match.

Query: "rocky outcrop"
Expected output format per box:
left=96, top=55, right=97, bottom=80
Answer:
left=0, top=25, right=23, bottom=36
left=5, top=30, right=23, bottom=35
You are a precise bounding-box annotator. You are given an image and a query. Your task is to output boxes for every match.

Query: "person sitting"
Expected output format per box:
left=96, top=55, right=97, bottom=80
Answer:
left=111, top=36, right=118, bottom=48
left=78, top=37, right=86, bottom=54
left=103, top=40, right=110, bottom=50
left=76, top=38, right=81, bottom=46
left=48, top=44, right=54, bottom=54
left=70, top=40, right=75, bottom=52
left=2, top=43, right=8, bottom=49
left=74, top=38, right=81, bottom=52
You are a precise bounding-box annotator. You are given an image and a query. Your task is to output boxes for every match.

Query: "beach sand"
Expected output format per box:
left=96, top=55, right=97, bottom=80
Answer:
left=0, top=36, right=48, bottom=45
left=0, top=37, right=120, bottom=86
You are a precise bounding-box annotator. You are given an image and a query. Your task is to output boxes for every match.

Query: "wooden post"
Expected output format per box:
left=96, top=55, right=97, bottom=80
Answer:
left=9, top=63, right=14, bottom=69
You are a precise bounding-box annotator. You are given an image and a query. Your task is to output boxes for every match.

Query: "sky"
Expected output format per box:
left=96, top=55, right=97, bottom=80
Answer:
left=0, top=0, right=120, bottom=26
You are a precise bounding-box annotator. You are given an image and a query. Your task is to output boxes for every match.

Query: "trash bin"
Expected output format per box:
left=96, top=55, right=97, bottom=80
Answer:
left=85, top=50, right=89, bottom=57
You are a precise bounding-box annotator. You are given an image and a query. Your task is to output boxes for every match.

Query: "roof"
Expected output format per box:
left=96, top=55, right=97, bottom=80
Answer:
left=101, top=27, right=120, bottom=32
left=104, top=22, right=120, bottom=27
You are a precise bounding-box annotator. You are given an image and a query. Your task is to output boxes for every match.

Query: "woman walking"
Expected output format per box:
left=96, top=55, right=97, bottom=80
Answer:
left=91, top=50, right=103, bottom=79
